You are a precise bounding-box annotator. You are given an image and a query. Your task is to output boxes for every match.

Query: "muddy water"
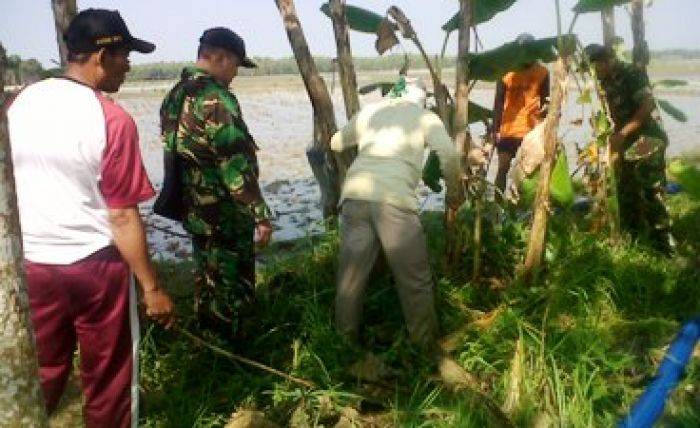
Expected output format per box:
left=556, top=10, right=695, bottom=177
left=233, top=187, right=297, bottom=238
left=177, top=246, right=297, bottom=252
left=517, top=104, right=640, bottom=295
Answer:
left=116, top=73, right=700, bottom=260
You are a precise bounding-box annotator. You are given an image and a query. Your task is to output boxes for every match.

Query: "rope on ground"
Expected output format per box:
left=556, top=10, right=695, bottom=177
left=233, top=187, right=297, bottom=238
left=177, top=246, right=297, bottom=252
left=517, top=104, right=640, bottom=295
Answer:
left=174, top=325, right=316, bottom=389
left=146, top=222, right=189, bottom=239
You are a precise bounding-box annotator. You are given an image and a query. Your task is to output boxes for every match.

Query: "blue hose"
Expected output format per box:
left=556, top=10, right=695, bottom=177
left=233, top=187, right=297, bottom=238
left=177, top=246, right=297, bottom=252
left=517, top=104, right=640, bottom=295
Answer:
left=618, top=317, right=700, bottom=428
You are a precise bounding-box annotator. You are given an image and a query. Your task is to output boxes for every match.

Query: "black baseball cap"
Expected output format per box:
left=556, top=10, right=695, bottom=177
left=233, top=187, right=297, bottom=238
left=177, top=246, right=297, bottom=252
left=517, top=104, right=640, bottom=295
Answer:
left=199, top=27, right=256, bottom=68
left=64, top=9, right=155, bottom=54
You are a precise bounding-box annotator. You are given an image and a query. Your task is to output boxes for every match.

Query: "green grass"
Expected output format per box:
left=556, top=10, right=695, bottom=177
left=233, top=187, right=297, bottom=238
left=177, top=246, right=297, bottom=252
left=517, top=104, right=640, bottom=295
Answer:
left=140, top=192, right=700, bottom=427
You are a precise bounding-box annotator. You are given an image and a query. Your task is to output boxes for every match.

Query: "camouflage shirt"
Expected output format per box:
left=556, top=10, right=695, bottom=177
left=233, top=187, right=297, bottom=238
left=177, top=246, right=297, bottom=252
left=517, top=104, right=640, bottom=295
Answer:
left=599, top=62, right=667, bottom=143
left=160, top=67, right=271, bottom=236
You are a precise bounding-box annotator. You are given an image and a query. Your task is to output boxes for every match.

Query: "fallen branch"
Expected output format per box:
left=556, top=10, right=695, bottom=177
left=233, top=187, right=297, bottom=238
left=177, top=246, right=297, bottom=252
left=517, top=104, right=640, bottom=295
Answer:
left=175, top=326, right=316, bottom=389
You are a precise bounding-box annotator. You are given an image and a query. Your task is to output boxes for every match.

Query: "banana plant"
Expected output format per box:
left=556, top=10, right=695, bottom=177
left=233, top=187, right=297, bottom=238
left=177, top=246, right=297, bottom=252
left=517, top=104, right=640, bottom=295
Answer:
left=320, top=1, right=521, bottom=127
left=653, top=80, right=689, bottom=123
left=467, top=35, right=577, bottom=82
left=441, top=0, right=517, bottom=32
left=321, top=1, right=584, bottom=281
left=573, top=0, right=633, bottom=13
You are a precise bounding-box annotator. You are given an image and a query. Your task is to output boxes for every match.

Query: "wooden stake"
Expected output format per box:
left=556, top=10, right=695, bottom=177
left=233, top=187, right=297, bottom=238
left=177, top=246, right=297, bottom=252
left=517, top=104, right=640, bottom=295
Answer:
left=601, top=6, right=616, bottom=48
left=631, top=0, right=648, bottom=70
left=519, top=57, right=568, bottom=284
left=329, top=0, right=360, bottom=120
left=274, top=0, right=343, bottom=219
left=50, top=0, right=77, bottom=67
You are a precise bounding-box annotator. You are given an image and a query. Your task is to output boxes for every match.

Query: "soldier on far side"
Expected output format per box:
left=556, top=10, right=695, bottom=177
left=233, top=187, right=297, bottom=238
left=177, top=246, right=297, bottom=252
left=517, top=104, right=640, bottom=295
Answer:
left=585, top=43, right=674, bottom=253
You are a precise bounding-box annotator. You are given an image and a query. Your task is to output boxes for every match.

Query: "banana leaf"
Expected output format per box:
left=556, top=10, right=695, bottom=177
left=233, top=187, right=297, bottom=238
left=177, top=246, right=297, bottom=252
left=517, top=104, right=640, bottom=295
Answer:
left=442, top=0, right=517, bottom=33
left=437, top=102, right=493, bottom=124
left=467, top=35, right=577, bottom=81
left=320, top=2, right=385, bottom=34
left=550, top=150, right=574, bottom=208
left=657, top=99, right=688, bottom=123
left=668, top=159, right=700, bottom=200
left=421, top=103, right=494, bottom=193
left=422, top=151, right=443, bottom=192
left=573, top=0, right=631, bottom=13
left=359, top=82, right=395, bottom=96
left=520, top=150, right=574, bottom=208
left=654, top=79, right=688, bottom=88
left=467, top=101, right=493, bottom=124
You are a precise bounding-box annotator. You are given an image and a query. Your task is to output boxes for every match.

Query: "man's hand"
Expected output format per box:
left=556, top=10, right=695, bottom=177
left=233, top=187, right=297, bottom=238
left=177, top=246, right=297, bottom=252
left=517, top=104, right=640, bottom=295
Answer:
left=255, top=219, right=273, bottom=248
left=107, top=206, right=175, bottom=329
left=609, top=132, right=626, bottom=153
left=446, top=186, right=466, bottom=213
left=446, top=207, right=458, bottom=227
left=143, top=287, right=175, bottom=329
left=467, top=147, right=489, bottom=167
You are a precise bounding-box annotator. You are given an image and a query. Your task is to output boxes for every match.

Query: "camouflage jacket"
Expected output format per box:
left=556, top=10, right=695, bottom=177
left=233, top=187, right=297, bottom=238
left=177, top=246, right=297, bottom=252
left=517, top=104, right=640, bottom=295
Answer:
left=599, top=62, right=668, bottom=145
left=160, top=67, right=270, bottom=236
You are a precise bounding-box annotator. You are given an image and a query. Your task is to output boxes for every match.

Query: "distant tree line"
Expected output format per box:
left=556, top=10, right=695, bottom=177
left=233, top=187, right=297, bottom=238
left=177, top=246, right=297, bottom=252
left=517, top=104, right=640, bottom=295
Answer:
left=4, top=55, right=59, bottom=86
left=4, top=50, right=700, bottom=86
left=124, top=54, right=455, bottom=81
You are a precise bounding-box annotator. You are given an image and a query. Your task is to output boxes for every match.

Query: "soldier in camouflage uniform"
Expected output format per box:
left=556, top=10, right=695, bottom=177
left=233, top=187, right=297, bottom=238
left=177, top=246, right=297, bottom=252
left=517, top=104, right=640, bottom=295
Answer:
left=585, top=44, right=673, bottom=253
left=160, top=28, right=272, bottom=336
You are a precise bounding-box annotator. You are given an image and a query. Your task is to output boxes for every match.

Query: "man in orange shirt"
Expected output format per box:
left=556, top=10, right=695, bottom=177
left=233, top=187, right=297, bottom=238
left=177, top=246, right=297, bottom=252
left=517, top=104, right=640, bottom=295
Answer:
left=492, top=34, right=550, bottom=198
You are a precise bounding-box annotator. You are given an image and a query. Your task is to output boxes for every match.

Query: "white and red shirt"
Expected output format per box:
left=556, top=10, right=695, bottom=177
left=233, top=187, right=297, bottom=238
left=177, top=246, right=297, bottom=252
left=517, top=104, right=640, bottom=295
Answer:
left=7, top=78, right=155, bottom=265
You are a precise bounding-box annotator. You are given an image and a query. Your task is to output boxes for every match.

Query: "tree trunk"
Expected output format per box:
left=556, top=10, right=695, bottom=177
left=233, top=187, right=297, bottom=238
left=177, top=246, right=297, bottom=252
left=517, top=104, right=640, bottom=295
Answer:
left=274, top=0, right=342, bottom=219
left=0, top=43, right=48, bottom=427
left=631, top=0, right=648, bottom=70
left=453, top=0, right=471, bottom=148
left=446, top=0, right=472, bottom=272
left=519, top=57, right=568, bottom=283
left=51, top=0, right=77, bottom=67
left=329, top=0, right=360, bottom=120
left=601, top=6, right=616, bottom=48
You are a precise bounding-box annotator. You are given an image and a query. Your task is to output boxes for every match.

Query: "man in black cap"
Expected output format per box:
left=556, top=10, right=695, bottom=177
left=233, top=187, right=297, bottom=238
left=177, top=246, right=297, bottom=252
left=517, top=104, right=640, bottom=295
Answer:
left=158, top=28, right=272, bottom=340
left=585, top=44, right=673, bottom=253
left=7, top=8, right=174, bottom=427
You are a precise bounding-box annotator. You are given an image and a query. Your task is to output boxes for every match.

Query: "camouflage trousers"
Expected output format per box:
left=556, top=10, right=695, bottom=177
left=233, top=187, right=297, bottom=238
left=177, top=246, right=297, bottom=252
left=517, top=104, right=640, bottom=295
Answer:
left=616, top=138, right=672, bottom=250
left=191, top=233, right=256, bottom=337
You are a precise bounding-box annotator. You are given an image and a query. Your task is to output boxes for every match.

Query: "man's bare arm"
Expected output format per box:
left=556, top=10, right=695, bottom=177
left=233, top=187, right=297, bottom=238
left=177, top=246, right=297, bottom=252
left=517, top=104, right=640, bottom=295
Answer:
left=610, top=95, right=655, bottom=158
left=619, top=95, right=654, bottom=139
left=108, top=207, right=175, bottom=328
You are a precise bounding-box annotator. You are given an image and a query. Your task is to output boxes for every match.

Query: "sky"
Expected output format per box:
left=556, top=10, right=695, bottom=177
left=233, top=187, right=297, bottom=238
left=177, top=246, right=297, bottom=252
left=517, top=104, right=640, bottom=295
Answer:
left=1, top=0, right=698, bottom=67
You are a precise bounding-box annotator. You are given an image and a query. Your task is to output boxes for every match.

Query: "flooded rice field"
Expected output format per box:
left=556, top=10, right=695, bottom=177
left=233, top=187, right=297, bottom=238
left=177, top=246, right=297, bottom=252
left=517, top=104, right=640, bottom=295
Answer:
left=114, top=71, right=700, bottom=260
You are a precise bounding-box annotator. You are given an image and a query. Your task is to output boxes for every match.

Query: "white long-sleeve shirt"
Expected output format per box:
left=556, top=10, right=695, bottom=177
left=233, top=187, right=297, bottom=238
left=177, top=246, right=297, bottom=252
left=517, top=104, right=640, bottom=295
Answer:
left=331, top=98, right=461, bottom=211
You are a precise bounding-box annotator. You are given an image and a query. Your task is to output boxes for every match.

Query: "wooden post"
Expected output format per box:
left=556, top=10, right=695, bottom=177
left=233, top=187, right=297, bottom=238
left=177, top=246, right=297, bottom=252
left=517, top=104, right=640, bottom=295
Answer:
left=274, top=0, right=343, bottom=219
left=519, top=57, right=568, bottom=283
left=631, top=0, right=648, bottom=70
left=51, top=0, right=77, bottom=67
left=0, top=43, right=48, bottom=427
left=329, top=0, right=360, bottom=120
left=447, top=0, right=473, bottom=274
left=601, top=6, right=616, bottom=48
left=453, top=0, right=471, bottom=147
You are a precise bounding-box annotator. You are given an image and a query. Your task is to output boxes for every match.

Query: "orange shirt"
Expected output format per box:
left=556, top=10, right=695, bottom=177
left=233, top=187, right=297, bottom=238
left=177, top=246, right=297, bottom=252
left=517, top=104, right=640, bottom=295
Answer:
left=497, top=64, right=549, bottom=138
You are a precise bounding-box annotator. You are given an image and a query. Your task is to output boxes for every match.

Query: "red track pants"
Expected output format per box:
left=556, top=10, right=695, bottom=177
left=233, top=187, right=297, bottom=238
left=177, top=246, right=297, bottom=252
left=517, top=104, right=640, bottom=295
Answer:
left=25, top=246, right=139, bottom=428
